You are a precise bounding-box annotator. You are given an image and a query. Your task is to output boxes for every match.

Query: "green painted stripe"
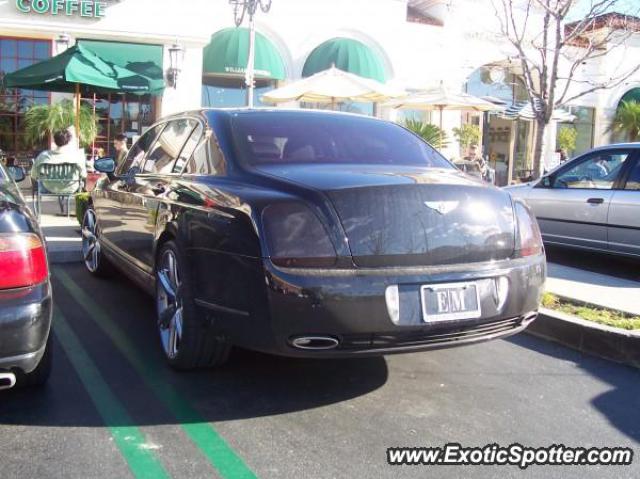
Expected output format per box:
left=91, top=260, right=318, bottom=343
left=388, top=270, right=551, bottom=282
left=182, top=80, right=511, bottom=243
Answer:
left=55, top=269, right=257, bottom=479
left=53, top=308, right=170, bottom=479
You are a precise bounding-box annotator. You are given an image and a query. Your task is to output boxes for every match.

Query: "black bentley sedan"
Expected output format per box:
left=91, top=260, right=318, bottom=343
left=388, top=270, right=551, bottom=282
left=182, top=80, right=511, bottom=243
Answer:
left=0, top=164, right=52, bottom=388
left=85, top=109, right=545, bottom=369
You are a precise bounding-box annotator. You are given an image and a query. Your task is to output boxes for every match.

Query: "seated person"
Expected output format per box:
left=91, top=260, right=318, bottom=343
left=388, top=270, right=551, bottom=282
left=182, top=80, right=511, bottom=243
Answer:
left=32, top=128, right=87, bottom=197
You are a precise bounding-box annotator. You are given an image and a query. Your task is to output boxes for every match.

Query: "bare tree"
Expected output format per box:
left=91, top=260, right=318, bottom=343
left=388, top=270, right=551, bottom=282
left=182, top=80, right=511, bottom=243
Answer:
left=493, top=0, right=640, bottom=178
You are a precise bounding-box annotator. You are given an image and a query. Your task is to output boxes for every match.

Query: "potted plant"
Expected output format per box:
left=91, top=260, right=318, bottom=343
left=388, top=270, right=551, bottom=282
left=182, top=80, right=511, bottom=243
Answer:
left=452, top=123, right=480, bottom=156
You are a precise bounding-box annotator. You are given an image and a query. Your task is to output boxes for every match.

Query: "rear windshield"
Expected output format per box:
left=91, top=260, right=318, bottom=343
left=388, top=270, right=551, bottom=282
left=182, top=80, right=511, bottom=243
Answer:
left=231, top=113, right=452, bottom=169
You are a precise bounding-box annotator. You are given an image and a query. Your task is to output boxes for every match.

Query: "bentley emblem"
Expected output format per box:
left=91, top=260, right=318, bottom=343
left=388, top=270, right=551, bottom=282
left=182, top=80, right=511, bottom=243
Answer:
left=424, top=201, right=459, bottom=215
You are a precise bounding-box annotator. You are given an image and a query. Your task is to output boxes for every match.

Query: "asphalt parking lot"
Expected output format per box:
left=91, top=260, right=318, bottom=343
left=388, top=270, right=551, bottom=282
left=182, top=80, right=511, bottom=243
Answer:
left=1, top=263, right=638, bottom=479
left=545, top=245, right=640, bottom=282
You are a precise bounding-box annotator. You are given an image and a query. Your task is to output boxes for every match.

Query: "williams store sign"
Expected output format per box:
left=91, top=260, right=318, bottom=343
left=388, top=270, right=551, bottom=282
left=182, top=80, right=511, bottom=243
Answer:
left=14, top=0, right=116, bottom=18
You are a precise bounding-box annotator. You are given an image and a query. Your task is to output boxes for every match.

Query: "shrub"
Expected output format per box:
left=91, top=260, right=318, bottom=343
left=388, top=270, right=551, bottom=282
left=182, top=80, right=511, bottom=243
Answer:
left=24, top=100, right=98, bottom=148
left=609, top=100, right=640, bottom=142
left=402, top=119, right=448, bottom=149
left=75, top=192, right=90, bottom=226
left=557, top=126, right=577, bottom=153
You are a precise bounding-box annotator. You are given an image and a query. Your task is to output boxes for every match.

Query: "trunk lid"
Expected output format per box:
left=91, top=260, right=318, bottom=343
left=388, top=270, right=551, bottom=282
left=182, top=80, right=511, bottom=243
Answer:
left=254, top=164, right=516, bottom=267
left=328, top=183, right=515, bottom=267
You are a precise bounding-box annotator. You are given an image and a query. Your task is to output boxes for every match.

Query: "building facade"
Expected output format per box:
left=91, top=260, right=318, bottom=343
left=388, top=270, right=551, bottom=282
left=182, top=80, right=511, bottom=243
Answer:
left=1, top=0, right=639, bottom=183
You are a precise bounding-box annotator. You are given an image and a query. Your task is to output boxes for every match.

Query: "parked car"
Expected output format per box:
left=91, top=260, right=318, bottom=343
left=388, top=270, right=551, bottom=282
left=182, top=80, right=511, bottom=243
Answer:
left=84, top=109, right=546, bottom=369
left=0, top=164, right=52, bottom=389
left=506, top=143, right=640, bottom=258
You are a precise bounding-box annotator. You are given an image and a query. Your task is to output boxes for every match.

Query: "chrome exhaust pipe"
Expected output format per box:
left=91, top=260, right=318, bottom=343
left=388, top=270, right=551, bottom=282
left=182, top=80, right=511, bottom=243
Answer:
left=0, top=372, right=16, bottom=391
left=290, top=336, right=340, bottom=350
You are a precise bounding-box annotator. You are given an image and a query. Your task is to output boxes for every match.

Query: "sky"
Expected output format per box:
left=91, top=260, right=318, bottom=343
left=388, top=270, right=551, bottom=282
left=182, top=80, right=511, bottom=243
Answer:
left=567, top=0, right=640, bottom=21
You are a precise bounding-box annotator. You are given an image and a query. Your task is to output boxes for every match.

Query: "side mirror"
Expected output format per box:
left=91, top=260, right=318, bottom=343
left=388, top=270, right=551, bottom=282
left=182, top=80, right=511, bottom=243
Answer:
left=94, top=157, right=116, bottom=174
left=7, top=165, right=26, bottom=183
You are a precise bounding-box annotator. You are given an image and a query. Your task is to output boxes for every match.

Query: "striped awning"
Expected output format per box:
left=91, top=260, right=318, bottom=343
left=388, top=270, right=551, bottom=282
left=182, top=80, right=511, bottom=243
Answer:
left=498, top=100, right=575, bottom=122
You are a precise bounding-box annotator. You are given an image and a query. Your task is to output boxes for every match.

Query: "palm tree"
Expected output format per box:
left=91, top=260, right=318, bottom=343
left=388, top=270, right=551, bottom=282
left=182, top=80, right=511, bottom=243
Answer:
left=24, top=99, right=98, bottom=148
left=402, top=119, right=448, bottom=149
left=609, top=100, right=640, bottom=142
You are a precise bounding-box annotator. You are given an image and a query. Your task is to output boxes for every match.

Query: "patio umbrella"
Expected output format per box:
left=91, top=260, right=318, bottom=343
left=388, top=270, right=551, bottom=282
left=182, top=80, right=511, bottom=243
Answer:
left=499, top=100, right=575, bottom=122
left=3, top=44, right=162, bottom=138
left=386, top=83, right=503, bottom=145
left=261, top=66, right=405, bottom=108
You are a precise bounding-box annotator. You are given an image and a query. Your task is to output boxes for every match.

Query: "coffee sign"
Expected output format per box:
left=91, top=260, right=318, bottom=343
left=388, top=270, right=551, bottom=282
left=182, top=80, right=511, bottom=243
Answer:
left=16, top=0, right=108, bottom=18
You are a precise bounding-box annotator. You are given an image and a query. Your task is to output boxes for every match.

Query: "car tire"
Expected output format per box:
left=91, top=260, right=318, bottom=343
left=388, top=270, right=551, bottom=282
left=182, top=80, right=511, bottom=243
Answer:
left=15, top=333, right=52, bottom=388
left=155, top=240, right=231, bottom=370
left=82, top=206, right=113, bottom=277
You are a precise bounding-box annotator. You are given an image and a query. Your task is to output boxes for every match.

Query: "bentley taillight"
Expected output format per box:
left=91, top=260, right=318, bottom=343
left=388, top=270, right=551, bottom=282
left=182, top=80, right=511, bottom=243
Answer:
left=262, top=203, right=338, bottom=268
left=513, top=201, right=543, bottom=258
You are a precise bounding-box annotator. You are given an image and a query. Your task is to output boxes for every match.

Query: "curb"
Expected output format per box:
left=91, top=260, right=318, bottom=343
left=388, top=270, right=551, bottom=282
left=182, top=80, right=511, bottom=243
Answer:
left=526, top=307, right=640, bottom=369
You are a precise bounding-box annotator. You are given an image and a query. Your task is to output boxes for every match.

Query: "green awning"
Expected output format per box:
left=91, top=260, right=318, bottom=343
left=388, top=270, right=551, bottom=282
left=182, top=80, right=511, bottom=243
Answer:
left=3, top=44, right=159, bottom=94
left=619, top=88, right=640, bottom=105
left=203, top=28, right=285, bottom=80
left=302, top=38, right=387, bottom=83
left=78, top=39, right=165, bottom=94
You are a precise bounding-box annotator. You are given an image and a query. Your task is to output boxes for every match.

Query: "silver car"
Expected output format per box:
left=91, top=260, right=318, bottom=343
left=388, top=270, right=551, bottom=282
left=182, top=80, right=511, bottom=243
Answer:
left=506, top=143, right=640, bottom=258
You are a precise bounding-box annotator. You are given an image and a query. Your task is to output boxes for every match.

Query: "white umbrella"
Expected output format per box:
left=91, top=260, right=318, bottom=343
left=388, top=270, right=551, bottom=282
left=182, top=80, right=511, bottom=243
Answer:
left=261, top=66, right=405, bottom=108
left=386, top=83, right=504, bottom=145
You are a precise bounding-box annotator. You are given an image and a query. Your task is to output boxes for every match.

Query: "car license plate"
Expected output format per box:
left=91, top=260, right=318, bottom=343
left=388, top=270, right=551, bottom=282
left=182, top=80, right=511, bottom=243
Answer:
left=421, top=282, right=481, bottom=322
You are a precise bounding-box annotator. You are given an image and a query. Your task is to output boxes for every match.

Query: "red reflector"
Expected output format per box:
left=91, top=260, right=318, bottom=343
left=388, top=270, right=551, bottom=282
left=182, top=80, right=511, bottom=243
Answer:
left=0, top=233, right=48, bottom=290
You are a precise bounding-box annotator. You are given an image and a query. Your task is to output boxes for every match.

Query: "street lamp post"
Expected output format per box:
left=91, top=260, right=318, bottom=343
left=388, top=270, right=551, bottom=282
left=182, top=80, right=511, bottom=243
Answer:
left=167, top=43, right=184, bottom=89
left=229, top=0, right=272, bottom=107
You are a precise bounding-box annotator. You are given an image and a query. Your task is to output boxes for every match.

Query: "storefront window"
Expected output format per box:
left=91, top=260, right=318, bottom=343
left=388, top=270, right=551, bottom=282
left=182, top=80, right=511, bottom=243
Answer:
left=466, top=69, right=513, bottom=104
left=202, top=77, right=275, bottom=108
left=467, top=66, right=532, bottom=184
left=396, top=109, right=432, bottom=124
left=301, top=101, right=375, bottom=116
left=556, top=106, right=594, bottom=157
left=336, top=102, right=374, bottom=116
left=0, top=38, right=50, bottom=161
left=467, top=69, right=528, bottom=105
left=83, top=93, right=156, bottom=158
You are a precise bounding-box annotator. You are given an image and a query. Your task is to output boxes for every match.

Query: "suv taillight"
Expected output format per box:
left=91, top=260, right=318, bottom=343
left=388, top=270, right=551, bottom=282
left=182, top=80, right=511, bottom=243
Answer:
left=0, top=233, right=48, bottom=289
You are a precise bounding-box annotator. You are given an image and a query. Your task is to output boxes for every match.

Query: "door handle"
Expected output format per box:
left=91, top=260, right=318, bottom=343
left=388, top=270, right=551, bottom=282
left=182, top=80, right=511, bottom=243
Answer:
left=586, top=197, right=604, bottom=205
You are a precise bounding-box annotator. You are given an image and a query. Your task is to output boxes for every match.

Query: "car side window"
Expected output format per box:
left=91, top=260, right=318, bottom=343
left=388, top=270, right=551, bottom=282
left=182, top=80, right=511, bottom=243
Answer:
left=172, top=123, right=204, bottom=174
left=553, top=150, right=631, bottom=190
left=117, top=124, right=165, bottom=176
left=624, top=159, right=640, bottom=191
left=142, top=119, right=198, bottom=174
left=182, top=131, right=226, bottom=176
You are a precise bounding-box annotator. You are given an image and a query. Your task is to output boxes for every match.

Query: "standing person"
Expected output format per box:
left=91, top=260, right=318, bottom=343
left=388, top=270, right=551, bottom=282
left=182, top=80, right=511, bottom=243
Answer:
left=466, top=144, right=493, bottom=183
left=113, top=134, right=129, bottom=168
left=32, top=128, right=87, bottom=213
left=558, top=148, right=568, bottom=163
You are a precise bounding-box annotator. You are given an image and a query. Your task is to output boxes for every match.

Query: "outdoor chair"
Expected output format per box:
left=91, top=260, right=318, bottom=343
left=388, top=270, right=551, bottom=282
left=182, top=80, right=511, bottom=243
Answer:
left=33, top=163, right=84, bottom=220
